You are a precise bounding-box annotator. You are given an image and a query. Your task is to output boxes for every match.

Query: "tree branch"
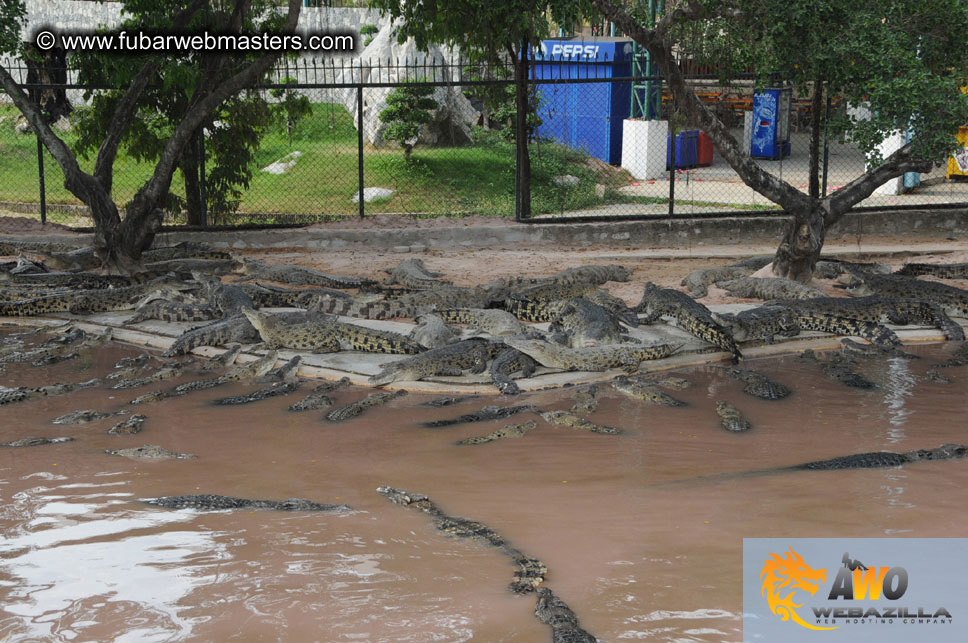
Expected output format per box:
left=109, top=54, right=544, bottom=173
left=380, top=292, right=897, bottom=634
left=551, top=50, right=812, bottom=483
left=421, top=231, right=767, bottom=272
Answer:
left=825, top=141, right=933, bottom=223
left=654, top=1, right=743, bottom=42
left=93, top=0, right=210, bottom=191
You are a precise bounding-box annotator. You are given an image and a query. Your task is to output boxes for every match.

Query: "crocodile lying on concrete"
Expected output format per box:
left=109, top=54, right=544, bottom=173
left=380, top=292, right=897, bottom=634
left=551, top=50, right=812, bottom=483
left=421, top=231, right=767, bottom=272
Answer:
left=456, top=420, right=538, bottom=445
left=409, top=313, right=460, bottom=349
left=0, top=378, right=100, bottom=406
left=488, top=347, right=538, bottom=395
left=384, top=258, right=452, bottom=289
left=534, top=587, right=599, bottom=643
left=719, top=305, right=902, bottom=347
left=771, top=296, right=964, bottom=341
left=162, top=313, right=260, bottom=356
left=142, top=241, right=234, bottom=263
left=144, top=258, right=243, bottom=275
left=239, top=259, right=376, bottom=289
left=106, top=444, right=197, bottom=459
left=812, top=260, right=891, bottom=279
left=376, top=485, right=548, bottom=593
left=716, top=401, right=752, bottom=432
left=715, top=367, right=791, bottom=400
left=895, top=262, right=968, bottom=279
left=145, top=494, right=351, bottom=511
left=1, top=437, right=74, bottom=447
left=109, top=414, right=147, bottom=435
left=369, top=338, right=506, bottom=385
left=800, top=349, right=877, bottom=389
left=717, top=276, right=826, bottom=300
left=508, top=280, right=601, bottom=304
left=660, top=444, right=968, bottom=488
left=504, top=264, right=632, bottom=289
left=288, top=377, right=351, bottom=411
left=538, top=409, right=622, bottom=435
left=842, top=273, right=968, bottom=317
left=0, top=275, right=189, bottom=316
left=680, top=266, right=754, bottom=298
left=501, top=336, right=682, bottom=373
left=422, top=404, right=537, bottom=428
left=242, top=308, right=423, bottom=354
left=437, top=308, right=535, bottom=336
left=611, top=375, right=686, bottom=406
left=309, top=284, right=503, bottom=320
left=635, top=283, right=742, bottom=361
left=547, top=298, right=630, bottom=348
left=326, top=389, right=407, bottom=422
left=1, top=269, right=173, bottom=289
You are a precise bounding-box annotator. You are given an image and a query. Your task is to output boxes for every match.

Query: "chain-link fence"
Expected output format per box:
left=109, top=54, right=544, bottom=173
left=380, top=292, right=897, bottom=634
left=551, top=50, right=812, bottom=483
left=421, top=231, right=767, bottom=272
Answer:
left=2, top=53, right=968, bottom=234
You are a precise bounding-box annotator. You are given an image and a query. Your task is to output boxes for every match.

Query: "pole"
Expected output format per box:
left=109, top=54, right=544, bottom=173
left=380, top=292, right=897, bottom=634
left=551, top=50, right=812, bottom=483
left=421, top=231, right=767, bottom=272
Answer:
left=36, top=136, right=46, bottom=225
left=198, top=133, right=208, bottom=227
left=357, top=84, right=365, bottom=219
left=668, top=125, right=676, bottom=216
left=821, top=95, right=831, bottom=197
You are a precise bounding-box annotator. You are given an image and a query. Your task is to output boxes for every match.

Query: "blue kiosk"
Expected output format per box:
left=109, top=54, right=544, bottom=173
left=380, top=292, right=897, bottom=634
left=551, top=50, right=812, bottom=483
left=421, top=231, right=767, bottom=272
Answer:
left=750, top=88, right=792, bottom=159
left=531, top=39, right=634, bottom=165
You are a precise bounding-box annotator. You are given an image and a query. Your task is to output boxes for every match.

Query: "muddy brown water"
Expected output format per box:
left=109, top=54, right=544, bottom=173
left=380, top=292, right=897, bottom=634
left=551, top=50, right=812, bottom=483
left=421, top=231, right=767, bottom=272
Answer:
left=1, top=331, right=967, bottom=642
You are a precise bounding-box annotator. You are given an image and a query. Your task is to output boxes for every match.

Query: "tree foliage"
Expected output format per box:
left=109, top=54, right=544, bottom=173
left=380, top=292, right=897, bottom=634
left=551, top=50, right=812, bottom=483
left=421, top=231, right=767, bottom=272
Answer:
left=378, top=83, right=438, bottom=159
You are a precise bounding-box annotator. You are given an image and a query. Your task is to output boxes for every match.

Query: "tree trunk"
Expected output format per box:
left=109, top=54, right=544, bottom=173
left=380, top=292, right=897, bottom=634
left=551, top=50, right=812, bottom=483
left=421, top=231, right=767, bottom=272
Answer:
left=24, top=44, right=72, bottom=124
left=773, top=204, right=826, bottom=282
left=808, top=79, right=823, bottom=200
left=513, top=42, right=531, bottom=220
left=180, top=131, right=205, bottom=226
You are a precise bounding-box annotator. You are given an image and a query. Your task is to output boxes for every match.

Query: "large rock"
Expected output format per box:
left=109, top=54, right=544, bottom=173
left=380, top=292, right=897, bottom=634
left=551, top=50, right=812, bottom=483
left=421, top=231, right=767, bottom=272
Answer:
left=339, top=19, right=479, bottom=148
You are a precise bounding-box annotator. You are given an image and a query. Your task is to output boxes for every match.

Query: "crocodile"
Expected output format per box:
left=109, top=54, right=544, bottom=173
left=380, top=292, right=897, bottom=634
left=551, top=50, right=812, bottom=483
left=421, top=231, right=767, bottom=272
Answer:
left=456, top=420, right=538, bottom=445
left=108, top=414, right=147, bottom=435
left=0, top=378, right=100, bottom=406
left=538, top=409, right=622, bottom=435
left=658, top=444, right=968, bottom=487
left=922, top=369, right=951, bottom=383
left=52, top=409, right=125, bottom=425
left=635, top=283, right=743, bottom=361
left=435, top=308, right=534, bottom=336
left=162, top=313, right=259, bottom=356
left=636, top=375, right=693, bottom=389
left=724, top=255, right=774, bottom=270
left=235, top=282, right=354, bottom=309
left=171, top=350, right=279, bottom=395
left=420, top=395, right=481, bottom=408
left=309, top=284, right=500, bottom=320
left=0, top=327, right=105, bottom=365
left=1, top=270, right=173, bottom=289
left=142, top=241, right=234, bottom=262
left=569, top=385, right=599, bottom=415
left=106, top=444, right=197, bottom=459
left=421, top=404, right=537, bottom=428
left=42, top=246, right=100, bottom=271
left=504, top=264, right=632, bottom=289
left=261, top=355, right=302, bottom=382
left=715, top=367, right=791, bottom=400
left=213, top=380, right=303, bottom=405
left=288, top=377, right=351, bottom=412
left=116, top=353, right=154, bottom=369
left=326, top=389, right=408, bottom=422
left=199, top=345, right=243, bottom=371
left=547, top=298, right=630, bottom=348
left=242, top=308, right=422, bottom=354
left=534, top=587, right=599, bottom=643
left=508, top=280, right=600, bottom=304
left=719, top=305, right=902, bottom=347
left=239, top=258, right=377, bottom=289
left=488, top=347, right=538, bottom=395
left=717, top=276, right=827, bottom=300
left=125, top=298, right=218, bottom=324
left=129, top=390, right=172, bottom=405
left=812, top=260, right=891, bottom=279
left=771, top=296, right=964, bottom=341
left=384, top=258, right=451, bottom=289
left=368, top=338, right=506, bottom=385
left=895, top=262, right=968, bottom=279
left=145, top=494, right=351, bottom=512
left=376, top=485, right=548, bottom=593
left=143, top=258, right=243, bottom=275
left=0, top=240, right=80, bottom=256
left=582, top=289, right=639, bottom=327
left=842, top=273, right=968, bottom=317
left=800, top=349, right=877, bottom=389
left=501, top=336, right=682, bottom=373
left=680, top=266, right=753, bottom=298
left=840, top=338, right=920, bottom=360
left=409, top=313, right=460, bottom=349
left=1, top=437, right=74, bottom=447
left=112, top=362, right=191, bottom=390
left=716, top=401, right=752, bottom=432
left=936, top=340, right=968, bottom=368
left=610, top=375, right=686, bottom=406
left=0, top=275, right=189, bottom=316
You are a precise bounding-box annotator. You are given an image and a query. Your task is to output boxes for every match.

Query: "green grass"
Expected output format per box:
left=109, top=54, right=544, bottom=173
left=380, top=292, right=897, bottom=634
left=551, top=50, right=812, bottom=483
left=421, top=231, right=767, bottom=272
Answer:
left=0, top=102, right=637, bottom=224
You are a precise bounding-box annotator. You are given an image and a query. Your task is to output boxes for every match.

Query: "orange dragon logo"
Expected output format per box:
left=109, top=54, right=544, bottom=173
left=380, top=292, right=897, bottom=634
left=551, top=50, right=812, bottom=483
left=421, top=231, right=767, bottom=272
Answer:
left=761, top=547, right=837, bottom=631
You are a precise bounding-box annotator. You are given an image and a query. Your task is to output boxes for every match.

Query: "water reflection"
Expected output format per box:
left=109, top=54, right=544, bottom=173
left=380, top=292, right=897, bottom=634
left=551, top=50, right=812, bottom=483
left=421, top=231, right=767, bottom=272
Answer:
left=0, top=479, right=223, bottom=642
left=882, top=357, right=916, bottom=439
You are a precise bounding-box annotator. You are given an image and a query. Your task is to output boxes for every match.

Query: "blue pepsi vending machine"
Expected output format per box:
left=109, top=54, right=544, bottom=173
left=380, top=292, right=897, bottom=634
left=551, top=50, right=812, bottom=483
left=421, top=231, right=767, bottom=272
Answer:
left=531, top=39, right=634, bottom=164
left=750, top=88, right=792, bottom=159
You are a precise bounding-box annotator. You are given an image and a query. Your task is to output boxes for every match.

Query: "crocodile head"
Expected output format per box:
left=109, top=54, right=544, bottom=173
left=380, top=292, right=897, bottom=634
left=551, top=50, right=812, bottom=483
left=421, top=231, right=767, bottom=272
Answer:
left=240, top=307, right=266, bottom=333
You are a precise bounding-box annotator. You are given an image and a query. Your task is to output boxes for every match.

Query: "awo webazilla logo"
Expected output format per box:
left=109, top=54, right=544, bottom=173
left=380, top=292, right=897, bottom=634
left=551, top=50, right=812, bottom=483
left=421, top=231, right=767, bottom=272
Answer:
left=759, top=546, right=953, bottom=631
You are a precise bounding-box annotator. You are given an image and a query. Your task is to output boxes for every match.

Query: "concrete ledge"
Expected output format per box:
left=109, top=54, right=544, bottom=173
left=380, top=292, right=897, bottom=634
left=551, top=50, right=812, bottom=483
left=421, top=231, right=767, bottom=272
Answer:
left=3, top=208, right=967, bottom=251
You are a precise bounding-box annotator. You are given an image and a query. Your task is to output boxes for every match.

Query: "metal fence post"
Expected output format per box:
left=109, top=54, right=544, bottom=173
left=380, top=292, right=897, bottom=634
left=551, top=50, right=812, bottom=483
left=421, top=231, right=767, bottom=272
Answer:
left=668, top=126, right=676, bottom=216
left=36, top=135, right=47, bottom=225
left=821, top=95, right=830, bottom=197
left=357, top=84, right=365, bottom=219
left=198, top=133, right=208, bottom=227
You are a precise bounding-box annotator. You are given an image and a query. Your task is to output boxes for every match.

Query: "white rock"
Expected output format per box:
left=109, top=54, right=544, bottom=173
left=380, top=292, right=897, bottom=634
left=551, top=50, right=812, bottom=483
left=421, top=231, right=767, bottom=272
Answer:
left=261, top=151, right=302, bottom=174
left=554, top=174, right=580, bottom=186
left=352, top=187, right=395, bottom=203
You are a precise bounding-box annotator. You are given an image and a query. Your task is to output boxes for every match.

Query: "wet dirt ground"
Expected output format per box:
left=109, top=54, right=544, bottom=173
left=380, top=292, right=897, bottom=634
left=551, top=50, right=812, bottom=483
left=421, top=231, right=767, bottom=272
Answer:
left=2, top=333, right=967, bottom=642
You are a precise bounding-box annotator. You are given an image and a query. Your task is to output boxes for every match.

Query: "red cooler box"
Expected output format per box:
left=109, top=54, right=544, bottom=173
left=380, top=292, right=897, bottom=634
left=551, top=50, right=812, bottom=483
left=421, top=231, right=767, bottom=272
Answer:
left=697, top=131, right=714, bottom=166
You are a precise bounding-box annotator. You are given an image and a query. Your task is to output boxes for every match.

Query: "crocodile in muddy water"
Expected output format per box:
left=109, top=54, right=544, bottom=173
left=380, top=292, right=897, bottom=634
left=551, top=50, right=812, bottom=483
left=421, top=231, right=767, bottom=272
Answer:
left=144, top=494, right=351, bottom=511
left=455, top=420, right=538, bottom=445
left=106, top=445, right=197, bottom=459
left=326, top=389, right=407, bottom=422
left=421, top=404, right=538, bottom=428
